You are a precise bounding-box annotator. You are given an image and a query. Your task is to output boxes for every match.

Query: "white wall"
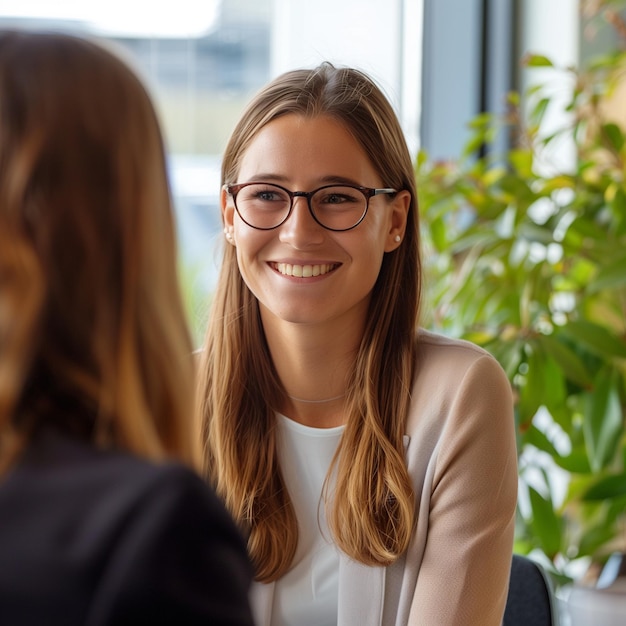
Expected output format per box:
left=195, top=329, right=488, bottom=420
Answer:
left=520, top=0, right=580, bottom=174
left=270, top=0, right=423, bottom=154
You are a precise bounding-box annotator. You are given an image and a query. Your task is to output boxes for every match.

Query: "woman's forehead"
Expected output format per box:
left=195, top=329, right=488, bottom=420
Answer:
left=237, top=114, right=381, bottom=187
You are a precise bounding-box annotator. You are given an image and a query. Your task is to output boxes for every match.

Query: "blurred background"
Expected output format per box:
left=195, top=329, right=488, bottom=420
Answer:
left=0, top=0, right=587, bottom=338
left=3, top=1, right=626, bottom=604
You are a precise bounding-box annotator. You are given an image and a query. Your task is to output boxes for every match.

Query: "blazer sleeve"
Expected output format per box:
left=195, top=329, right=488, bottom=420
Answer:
left=408, top=353, right=518, bottom=625
left=85, top=464, right=255, bottom=626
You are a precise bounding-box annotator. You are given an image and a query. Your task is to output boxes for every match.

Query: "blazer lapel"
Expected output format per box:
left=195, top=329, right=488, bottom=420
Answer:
left=338, top=553, right=386, bottom=626
left=335, top=435, right=409, bottom=625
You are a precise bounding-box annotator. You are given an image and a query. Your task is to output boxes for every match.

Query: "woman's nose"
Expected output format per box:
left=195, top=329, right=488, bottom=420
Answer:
left=278, top=196, right=324, bottom=246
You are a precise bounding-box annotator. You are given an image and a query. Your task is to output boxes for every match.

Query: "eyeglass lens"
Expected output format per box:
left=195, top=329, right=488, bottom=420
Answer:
left=234, top=183, right=368, bottom=230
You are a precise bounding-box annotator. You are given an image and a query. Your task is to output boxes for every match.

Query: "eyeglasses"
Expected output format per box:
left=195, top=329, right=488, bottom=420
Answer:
left=225, top=182, right=398, bottom=232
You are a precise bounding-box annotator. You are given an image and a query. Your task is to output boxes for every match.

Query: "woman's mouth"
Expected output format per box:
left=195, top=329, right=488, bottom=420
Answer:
left=271, top=262, right=338, bottom=277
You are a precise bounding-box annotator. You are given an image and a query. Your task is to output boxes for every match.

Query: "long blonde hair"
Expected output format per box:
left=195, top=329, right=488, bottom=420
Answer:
left=0, top=31, right=197, bottom=471
left=197, top=63, right=422, bottom=581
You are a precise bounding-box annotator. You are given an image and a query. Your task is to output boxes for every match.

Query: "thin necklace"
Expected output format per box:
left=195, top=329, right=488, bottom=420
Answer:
left=287, top=393, right=346, bottom=404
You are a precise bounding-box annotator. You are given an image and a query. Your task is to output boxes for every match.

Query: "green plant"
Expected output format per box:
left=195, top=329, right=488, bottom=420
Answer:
left=179, top=259, right=212, bottom=348
left=417, top=0, right=626, bottom=584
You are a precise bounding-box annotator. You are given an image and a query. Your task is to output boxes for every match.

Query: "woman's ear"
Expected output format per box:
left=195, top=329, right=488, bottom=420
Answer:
left=222, top=186, right=236, bottom=245
left=384, top=190, right=411, bottom=252
left=222, top=186, right=234, bottom=228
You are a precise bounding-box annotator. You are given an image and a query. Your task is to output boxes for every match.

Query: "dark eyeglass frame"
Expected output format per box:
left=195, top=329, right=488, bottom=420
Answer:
left=225, top=182, right=398, bottom=232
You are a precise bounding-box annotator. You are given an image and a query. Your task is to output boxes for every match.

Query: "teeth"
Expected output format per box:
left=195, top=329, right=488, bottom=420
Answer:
left=274, top=263, right=336, bottom=277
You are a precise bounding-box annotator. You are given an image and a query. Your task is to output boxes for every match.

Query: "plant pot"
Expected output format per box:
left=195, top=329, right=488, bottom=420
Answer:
left=565, top=554, right=626, bottom=626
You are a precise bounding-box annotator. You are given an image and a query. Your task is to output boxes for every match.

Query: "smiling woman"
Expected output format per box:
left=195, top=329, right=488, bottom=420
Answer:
left=196, top=62, right=518, bottom=626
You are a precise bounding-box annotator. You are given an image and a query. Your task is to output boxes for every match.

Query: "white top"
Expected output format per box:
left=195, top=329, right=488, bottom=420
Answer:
left=263, top=413, right=345, bottom=626
left=250, top=331, right=518, bottom=626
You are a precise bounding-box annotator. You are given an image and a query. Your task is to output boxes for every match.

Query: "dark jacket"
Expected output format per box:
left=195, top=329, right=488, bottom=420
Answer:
left=0, top=428, right=255, bottom=625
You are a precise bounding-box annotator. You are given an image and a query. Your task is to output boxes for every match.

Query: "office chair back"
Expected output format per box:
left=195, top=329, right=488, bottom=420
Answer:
left=503, top=554, right=556, bottom=625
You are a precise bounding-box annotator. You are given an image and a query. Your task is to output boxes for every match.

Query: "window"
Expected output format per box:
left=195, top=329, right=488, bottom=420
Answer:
left=0, top=0, right=420, bottom=339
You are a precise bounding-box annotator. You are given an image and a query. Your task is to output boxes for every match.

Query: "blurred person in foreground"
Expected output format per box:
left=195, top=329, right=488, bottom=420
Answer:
left=197, top=62, right=518, bottom=625
left=0, top=29, right=254, bottom=626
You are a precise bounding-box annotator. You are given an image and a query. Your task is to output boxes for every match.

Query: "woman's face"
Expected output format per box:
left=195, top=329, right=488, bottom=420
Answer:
left=222, top=113, right=409, bottom=333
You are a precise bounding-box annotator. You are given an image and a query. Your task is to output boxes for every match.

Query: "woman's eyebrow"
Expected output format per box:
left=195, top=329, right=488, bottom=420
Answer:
left=240, top=174, right=364, bottom=187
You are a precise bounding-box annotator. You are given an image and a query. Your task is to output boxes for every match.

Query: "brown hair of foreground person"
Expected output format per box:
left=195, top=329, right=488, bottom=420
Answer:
left=0, top=29, right=254, bottom=626
left=0, top=30, right=196, bottom=469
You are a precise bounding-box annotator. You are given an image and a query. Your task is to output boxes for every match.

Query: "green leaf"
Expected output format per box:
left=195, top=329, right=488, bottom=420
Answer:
left=463, top=134, right=484, bottom=157
left=602, top=122, right=624, bottom=152
left=557, top=320, right=626, bottom=359
left=526, top=424, right=559, bottom=456
left=416, top=149, right=429, bottom=169
left=482, top=166, right=507, bottom=188
left=525, top=54, right=554, bottom=68
left=487, top=339, right=522, bottom=380
left=539, top=175, right=576, bottom=193
left=587, top=51, right=626, bottom=72
left=429, top=216, right=447, bottom=252
left=509, top=149, right=534, bottom=178
left=588, top=254, right=626, bottom=293
left=539, top=356, right=567, bottom=410
left=507, top=91, right=521, bottom=106
left=529, top=97, right=551, bottom=126
left=536, top=335, right=593, bottom=389
left=528, top=486, right=562, bottom=557
left=519, top=350, right=548, bottom=419
left=609, top=186, right=626, bottom=235
left=582, top=472, right=626, bottom=500
left=467, top=111, right=492, bottom=129
left=583, top=370, right=623, bottom=472
left=517, top=222, right=555, bottom=245
left=578, top=520, right=621, bottom=556
left=552, top=449, right=591, bottom=474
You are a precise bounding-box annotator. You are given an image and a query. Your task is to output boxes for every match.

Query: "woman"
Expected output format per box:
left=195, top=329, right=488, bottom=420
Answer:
left=0, top=30, right=254, bottom=625
left=197, top=62, right=518, bottom=625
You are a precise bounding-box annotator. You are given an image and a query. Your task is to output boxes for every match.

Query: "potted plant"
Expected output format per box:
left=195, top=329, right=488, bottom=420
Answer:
left=417, top=0, right=626, bottom=586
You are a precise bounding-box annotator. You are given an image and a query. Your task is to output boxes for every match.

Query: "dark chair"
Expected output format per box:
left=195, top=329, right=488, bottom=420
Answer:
left=503, top=554, right=557, bottom=625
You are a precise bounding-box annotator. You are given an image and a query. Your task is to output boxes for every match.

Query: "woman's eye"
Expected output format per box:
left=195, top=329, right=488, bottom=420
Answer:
left=251, top=188, right=287, bottom=202
left=327, top=194, right=346, bottom=204
left=322, top=193, right=358, bottom=205
left=257, top=191, right=277, bottom=201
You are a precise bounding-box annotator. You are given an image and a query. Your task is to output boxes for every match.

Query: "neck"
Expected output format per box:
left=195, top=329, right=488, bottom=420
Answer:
left=260, top=310, right=365, bottom=428
left=287, top=392, right=346, bottom=404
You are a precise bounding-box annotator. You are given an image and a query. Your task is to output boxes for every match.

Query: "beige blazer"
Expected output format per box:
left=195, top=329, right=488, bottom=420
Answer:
left=251, top=330, right=518, bottom=626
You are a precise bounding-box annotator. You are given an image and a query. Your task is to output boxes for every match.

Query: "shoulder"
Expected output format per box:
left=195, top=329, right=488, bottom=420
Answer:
left=406, top=329, right=513, bottom=435
left=0, top=430, right=254, bottom=625
left=120, top=456, right=241, bottom=542
left=13, top=429, right=193, bottom=505
left=416, top=328, right=499, bottom=365
left=413, top=328, right=509, bottom=389
left=5, top=429, right=235, bottom=540
left=88, top=455, right=255, bottom=624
